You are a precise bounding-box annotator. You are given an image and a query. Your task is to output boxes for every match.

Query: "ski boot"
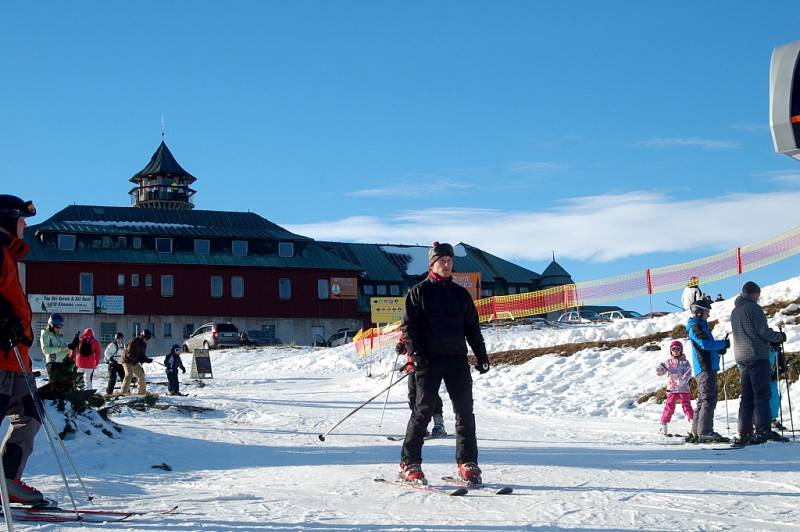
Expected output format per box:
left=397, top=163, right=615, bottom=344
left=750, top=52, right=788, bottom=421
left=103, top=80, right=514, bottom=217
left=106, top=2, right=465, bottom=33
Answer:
left=659, top=423, right=669, bottom=436
left=771, top=419, right=788, bottom=431
left=398, top=462, right=426, bottom=484
left=732, top=433, right=753, bottom=447
left=8, top=479, right=46, bottom=506
left=684, top=431, right=698, bottom=444
left=457, top=462, right=482, bottom=485
left=753, top=430, right=789, bottom=444
left=430, top=414, right=447, bottom=438
left=696, top=432, right=730, bottom=444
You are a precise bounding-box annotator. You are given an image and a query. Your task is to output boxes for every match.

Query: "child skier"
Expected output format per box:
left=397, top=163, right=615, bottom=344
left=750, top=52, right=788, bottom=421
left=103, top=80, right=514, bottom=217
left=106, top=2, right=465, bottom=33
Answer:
left=164, top=344, right=186, bottom=396
left=655, top=340, right=694, bottom=436
left=686, top=299, right=730, bottom=443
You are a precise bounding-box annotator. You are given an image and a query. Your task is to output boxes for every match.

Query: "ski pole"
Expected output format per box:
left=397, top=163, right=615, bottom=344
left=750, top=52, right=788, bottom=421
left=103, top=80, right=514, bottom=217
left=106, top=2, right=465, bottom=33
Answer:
left=11, top=347, right=88, bottom=512
left=780, top=327, right=796, bottom=440
left=378, top=352, right=402, bottom=430
left=720, top=350, right=731, bottom=435
left=319, top=371, right=410, bottom=442
left=774, top=347, right=784, bottom=437
left=0, top=419, right=15, bottom=531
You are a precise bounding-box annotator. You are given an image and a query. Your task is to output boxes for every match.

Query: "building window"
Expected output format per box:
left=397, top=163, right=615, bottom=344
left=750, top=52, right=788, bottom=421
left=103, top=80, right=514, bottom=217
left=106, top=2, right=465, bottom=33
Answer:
left=194, top=239, right=210, bottom=255
left=145, top=274, right=153, bottom=288
left=231, top=276, right=244, bottom=298
left=79, top=273, right=93, bottom=295
left=232, top=240, right=248, bottom=257
left=161, top=275, right=174, bottom=297
left=520, top=287, right=529, bottom=293
left=132, top=237, right=142, bottom=250
left=480, top=288, right=493, bottom=297
left=278, top=242, right=294, bottom=258
left=318, top=279, right=329, bottom=299
left=390, top=285, right=400, bottom=296
left=58, top=234, right=76, bottom=251
left=163, top=322, right=172, bottom=338
left=117, top=236, right=127, bottom=249
left=184, top=324, right=194, bottom=339
left=147, top=322, right=155, bottom=335
left=117, top=274, right=125, bottom=288
left=132, top=322, right=141, bottom=337
left=363, top=285, right=374, bottom=295
left=155, top=238, right=173, bottom=253
left=102, top=236, right=112, bottom=248
left=210, top=276, right=223, bottom=298
left=100, top=322, right=116, bottom=344
left=377, top=284, right=387, bottom=296
left=279, top=278, right=291, bottom=300
left=508, top=286, right=518, bottom=294
left=131, top=274, right=140, bottom=287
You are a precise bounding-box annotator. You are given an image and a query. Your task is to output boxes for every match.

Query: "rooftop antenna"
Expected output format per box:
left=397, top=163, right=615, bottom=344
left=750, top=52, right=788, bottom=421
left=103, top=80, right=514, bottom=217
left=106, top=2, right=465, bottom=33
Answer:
left=552, top=250, right=555, bottom=262
left=161, top=114, right=166, bottom=141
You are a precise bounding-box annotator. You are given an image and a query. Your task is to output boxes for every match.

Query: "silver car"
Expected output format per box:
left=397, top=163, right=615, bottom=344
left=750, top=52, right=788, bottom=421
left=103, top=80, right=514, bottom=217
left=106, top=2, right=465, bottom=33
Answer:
left=183, top=322, right=240, bottom=351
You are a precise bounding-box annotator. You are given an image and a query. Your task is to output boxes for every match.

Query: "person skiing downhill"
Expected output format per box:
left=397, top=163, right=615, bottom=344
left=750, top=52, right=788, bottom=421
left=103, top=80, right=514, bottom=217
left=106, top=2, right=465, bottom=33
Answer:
left=0, top=194, right=46, bottom=505
left=655, top=340, right=694, bottom=436
left=686, top=298, right=730, bottom=443
left=398, top=241, right=490, bottom=485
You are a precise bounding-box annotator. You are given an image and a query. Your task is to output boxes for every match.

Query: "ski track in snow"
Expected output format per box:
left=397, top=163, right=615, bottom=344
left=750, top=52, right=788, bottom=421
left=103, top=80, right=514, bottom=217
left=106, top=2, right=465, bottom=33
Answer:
left=14, top=277, right=800, bottom=530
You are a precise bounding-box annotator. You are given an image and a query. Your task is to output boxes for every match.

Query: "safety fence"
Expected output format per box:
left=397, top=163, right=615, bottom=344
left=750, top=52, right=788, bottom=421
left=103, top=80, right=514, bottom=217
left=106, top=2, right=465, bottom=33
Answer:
left=354, top=224, right=800, bottom=355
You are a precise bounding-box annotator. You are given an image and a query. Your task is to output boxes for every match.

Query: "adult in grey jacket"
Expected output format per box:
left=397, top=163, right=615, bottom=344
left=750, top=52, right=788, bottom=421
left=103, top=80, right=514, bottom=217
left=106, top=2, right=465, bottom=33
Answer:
left=731, top=281, right=786, bottom=444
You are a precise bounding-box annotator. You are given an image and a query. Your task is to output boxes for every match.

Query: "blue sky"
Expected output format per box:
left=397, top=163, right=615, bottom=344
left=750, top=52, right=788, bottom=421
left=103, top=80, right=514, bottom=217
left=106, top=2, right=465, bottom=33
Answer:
left=3, top=2, right=800, bottom=311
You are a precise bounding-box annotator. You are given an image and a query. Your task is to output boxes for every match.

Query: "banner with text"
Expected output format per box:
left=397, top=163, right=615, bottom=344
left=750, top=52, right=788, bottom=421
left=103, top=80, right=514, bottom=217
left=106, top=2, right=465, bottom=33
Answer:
left=28, top=294, right=94, bottom=314
left=330, top=277, right=358, bottom=299
left=370, top=297, right=404, bottom=323
left=452, top=272, right=481, bottom=300
left=96, top=295, right=125, bottom=314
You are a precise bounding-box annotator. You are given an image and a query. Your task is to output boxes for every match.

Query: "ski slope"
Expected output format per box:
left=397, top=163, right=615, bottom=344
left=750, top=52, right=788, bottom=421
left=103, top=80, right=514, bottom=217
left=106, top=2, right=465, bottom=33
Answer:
left=17, top=277, right=800, bottom=530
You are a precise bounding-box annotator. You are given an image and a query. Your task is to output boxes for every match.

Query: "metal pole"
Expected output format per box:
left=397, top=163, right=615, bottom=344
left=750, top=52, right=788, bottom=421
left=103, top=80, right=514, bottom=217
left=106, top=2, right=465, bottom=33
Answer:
left=779, top=326, right=795, bottom=440
left=775, top=349, right=784, bottom=437
left=319, top=372, right=410, bottom=442
left=720, top=353, right=731, bottom=435
left=378, top=353, right=402, bottom=429
left=0, top=420, right=15, bottom=531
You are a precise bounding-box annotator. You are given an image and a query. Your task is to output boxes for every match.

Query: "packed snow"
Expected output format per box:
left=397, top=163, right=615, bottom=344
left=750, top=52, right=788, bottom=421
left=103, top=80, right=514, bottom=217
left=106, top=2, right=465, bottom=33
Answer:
left=16, top=277, right=800, bottom=530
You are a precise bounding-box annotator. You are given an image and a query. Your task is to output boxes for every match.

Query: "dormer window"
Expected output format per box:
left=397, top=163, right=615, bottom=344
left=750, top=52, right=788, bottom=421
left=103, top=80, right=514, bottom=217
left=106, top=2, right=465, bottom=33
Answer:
left=155, top=238, right=173, bottom=253
left=278, top=242, right=294, bottom=258
left=132, top=237, right=142, bottom=250
left=194, top=239, right=210, bottom=255
left=58, top=234, right=76, bottom=251
left=232, top=240, right=248, bottom=257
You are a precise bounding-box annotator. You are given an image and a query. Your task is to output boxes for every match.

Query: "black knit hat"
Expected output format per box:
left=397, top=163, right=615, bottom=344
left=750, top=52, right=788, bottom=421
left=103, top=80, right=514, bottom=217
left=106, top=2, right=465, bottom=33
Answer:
left=0, top=194, right=36, bottom=235
left=741, top=281, right=761, bottom=295
left=428, top=241, right=455, bottom=266
left=690, top=298, right=712, bottom=316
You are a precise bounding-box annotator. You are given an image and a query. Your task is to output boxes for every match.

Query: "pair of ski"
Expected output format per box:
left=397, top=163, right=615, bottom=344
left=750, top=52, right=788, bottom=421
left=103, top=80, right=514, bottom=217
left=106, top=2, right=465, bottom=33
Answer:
left=1, top=504, right=178, bottom=523
left=375, top=477, right=512, bottom=496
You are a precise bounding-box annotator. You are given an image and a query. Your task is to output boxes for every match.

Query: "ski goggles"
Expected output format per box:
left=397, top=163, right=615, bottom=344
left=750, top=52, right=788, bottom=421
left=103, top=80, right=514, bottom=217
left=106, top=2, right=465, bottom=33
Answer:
left=670, top=345, right=683, bottom=353
left=0, top=200, right=36, bottom=218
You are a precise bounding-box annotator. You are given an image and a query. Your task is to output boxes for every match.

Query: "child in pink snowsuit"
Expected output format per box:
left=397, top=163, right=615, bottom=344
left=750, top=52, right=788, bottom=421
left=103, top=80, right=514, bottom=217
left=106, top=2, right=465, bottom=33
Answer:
left=656, top=340, right=694, bottom=435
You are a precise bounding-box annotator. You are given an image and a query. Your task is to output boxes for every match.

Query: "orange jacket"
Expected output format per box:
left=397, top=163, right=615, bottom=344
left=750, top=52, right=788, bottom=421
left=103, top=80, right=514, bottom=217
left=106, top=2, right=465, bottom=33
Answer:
left=0, top=232, right=33, bottom=373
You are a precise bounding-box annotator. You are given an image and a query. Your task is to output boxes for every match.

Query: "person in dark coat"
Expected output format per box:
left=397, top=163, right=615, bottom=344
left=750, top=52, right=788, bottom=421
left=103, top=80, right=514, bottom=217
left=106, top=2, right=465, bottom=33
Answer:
left=120, top=329, right=153, bottom=395
left=164, top=344, right=186, bottom=396
left=398, top=242, right=490, bottom=485
left=731, top=281, right=787, bottom=444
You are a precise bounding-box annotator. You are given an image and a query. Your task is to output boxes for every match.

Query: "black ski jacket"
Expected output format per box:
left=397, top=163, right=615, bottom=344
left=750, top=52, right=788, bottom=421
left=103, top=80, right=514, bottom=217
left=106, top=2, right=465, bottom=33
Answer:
left=402, top=277, right=487, bottom=361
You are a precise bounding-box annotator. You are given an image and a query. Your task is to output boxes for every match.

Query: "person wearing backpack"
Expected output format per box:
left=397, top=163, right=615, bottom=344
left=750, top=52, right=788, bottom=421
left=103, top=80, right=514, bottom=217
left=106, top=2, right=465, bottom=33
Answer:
left=120, top=329, right=153, bottom=396
left=103, top=332, right=125, bottom=396
left=75, top=328, right=102, bottom=392
left=164, top=344, right=187, bottom=396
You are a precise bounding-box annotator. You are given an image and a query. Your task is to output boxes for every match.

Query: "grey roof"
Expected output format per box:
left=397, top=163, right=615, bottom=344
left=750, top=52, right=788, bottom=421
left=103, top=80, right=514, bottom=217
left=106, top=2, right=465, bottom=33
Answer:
left=318, top=242, right=405, bottom=282
left=131, top=141, right=197, bottom=183
left=31, top=205, right=310, bottom=241
left=456, top=243, right=541, bottom=284
left=539, top=260, right=574, bottom=288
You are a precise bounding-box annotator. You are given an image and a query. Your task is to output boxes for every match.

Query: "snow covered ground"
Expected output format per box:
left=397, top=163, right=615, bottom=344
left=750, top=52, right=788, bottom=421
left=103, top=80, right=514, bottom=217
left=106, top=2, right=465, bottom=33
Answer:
left=17, top=278, right=800, bottom=530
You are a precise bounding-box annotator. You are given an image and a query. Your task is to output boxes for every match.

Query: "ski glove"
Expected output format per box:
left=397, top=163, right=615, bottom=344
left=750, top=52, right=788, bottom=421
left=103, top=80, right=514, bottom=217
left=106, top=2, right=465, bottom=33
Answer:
left=780, top=332, right=788, bottom=343
left=395, top=342, right=406, bottom=356
left=0, top=317, right=25, bottom=351
left=474, top=355, right=490, bottom=374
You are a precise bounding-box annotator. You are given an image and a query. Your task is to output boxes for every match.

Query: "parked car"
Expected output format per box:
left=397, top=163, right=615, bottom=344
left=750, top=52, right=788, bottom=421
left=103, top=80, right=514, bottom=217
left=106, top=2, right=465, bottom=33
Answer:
left=644, top=311, right=670, bottom=318
left=183, top=322, right=239, bottom=351
left=240, top=330, right=282, bottom=347
left=327, top=328, right=360, bottom=347
left=557, top=310, right=604, bottom=324
left=598, top=310, right=645, bottom=320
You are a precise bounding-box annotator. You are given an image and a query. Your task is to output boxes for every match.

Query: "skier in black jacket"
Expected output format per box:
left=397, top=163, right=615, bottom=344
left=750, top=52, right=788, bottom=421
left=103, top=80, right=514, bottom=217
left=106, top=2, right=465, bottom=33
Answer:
left=398, top=241, right=490, bottom=485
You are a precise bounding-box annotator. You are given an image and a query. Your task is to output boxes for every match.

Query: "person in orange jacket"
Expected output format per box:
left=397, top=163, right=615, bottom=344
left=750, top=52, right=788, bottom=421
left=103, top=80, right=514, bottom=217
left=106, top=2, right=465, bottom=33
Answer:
left=0, top=194, right=46, bottom=505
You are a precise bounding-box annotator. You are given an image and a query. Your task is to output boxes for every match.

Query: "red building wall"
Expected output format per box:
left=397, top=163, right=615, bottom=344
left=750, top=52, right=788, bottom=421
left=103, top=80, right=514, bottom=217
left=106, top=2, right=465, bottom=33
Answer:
left=25, top=262, right=358, bottom=319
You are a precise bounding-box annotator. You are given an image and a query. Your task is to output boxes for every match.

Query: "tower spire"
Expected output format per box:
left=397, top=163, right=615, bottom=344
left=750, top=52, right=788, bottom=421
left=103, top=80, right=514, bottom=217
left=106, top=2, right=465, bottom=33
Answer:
left=161, top=114, right=166, bottom=141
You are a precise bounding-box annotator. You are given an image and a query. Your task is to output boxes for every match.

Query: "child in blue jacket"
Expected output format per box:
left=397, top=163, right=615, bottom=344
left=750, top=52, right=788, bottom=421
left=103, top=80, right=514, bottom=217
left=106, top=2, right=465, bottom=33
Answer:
left=164, top=344, right=187, bottom=396
left=686, top=299, right=730, bottom=443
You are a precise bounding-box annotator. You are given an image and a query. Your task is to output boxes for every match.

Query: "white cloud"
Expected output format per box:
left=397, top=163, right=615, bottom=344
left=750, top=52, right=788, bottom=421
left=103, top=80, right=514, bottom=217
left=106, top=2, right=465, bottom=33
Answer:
left=637, top=137, right=739, bottom=150
left=756, top=169, right=800, bottom=185
left=285, top=190, right=800, bottom=263
left=347, top=179, right=472, bottom=197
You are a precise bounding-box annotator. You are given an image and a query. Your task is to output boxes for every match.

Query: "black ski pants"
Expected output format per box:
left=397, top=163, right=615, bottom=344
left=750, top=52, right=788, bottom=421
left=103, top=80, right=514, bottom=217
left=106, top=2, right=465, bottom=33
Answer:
left=407, top=371, right=443, bottom=416
left=738, top=358, right=772, bottom=436
left=166, top=370, right=180, bottom=395
left=106, top=361, right=125, bottom=395
left=401, top=357, right=476, bottom=465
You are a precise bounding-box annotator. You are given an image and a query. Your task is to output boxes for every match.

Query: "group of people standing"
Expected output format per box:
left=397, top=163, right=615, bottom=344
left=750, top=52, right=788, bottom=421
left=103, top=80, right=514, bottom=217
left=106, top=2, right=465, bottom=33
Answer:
left=660, top=279, right=790, bottom=445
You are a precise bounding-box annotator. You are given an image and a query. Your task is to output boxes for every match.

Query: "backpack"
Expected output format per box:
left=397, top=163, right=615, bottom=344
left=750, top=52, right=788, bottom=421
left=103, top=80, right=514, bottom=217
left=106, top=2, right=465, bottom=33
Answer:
left=78, top=337, right=93, bottom=357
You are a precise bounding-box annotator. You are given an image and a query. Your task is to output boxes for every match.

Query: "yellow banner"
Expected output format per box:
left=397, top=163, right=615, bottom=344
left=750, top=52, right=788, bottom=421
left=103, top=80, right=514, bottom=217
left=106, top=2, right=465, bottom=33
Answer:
left=370, top=297, right=404, bottom=323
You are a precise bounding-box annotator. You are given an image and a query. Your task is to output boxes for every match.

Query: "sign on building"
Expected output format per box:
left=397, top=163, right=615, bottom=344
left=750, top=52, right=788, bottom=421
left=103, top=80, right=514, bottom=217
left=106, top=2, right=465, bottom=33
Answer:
left=452, top=272, right=481, bottom=300
left=330, top=277, right=358, bottom=299
left=96, top=295, right=125, bottom=314
left=370, top=297, right=404, bottom=323
left=28, top=294, right=94, bottom=314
